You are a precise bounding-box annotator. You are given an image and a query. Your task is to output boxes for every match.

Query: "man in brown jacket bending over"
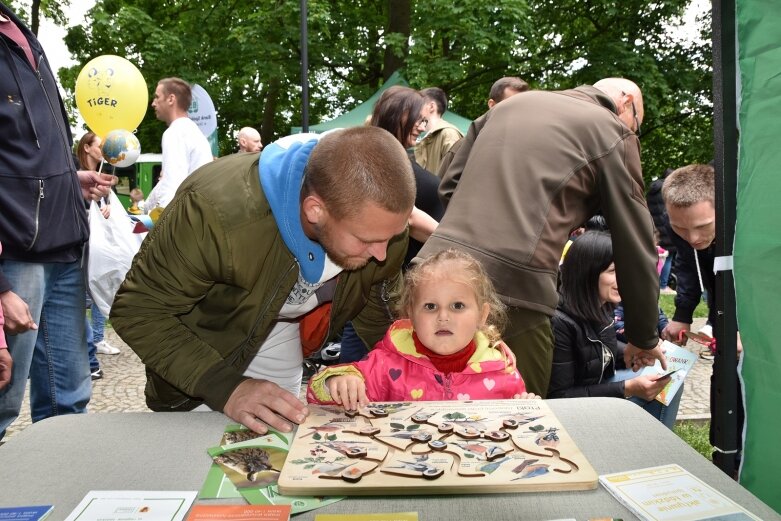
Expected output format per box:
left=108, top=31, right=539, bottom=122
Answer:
left=417, top=78, right=666, bottom=396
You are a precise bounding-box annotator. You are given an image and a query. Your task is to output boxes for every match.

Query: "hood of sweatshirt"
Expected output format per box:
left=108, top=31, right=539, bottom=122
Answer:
left=259, top=133, right=326, bottom=284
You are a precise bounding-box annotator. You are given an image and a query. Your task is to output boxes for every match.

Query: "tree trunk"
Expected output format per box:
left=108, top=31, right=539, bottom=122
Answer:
left=30, top=0, right=41, bottom=35
left=261, top=78, right=281, bottom=143
left=383, top=0, right=410, bottom=81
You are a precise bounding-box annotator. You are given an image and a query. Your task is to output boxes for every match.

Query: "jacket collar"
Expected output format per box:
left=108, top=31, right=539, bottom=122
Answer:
left=568, top=85, right=619, bottom=115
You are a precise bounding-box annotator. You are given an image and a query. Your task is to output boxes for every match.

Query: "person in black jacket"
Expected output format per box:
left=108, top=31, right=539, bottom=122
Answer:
left=659, top=163, right=743, bottom=472
left=0, top=4, right=114, bottom=440
left=549, top=231, right=680, bottom=429
left=646, top=168, right=677, bottom=293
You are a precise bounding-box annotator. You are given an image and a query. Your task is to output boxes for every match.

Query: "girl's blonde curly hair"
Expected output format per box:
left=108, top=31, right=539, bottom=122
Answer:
left=398, top=248, right=507, bottom=343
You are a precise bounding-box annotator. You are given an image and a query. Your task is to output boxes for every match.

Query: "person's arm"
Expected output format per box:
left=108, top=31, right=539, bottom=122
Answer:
left=110, top=189, right=305, bottom=434
left=661, top=230, right=701, bottom=344
left=438, top=112, right=489, bottom=206
left=0, top=285, right=11, bottom=390
left=0, top=348, right=11, bottom=391
left=154, top=127, right=191, bottom=208
left=408, top=207, right=438, bottom=243
left=307, top=364, right=365, bottom=405
left=597, top=134, right=666, bottom=369
left=77, top=170, right=115, bottom=201
left=0, top=289, right=37, bottom=334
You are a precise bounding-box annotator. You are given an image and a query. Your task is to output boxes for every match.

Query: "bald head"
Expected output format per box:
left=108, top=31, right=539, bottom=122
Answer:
left=593, top=78, right=644, bottom=135
left=238, top=127, right=262, bottom=153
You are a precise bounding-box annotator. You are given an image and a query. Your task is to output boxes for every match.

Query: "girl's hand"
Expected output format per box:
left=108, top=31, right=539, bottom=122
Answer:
left=326, top=374, right=368, bottom=411
left=514, top=392, right=540, bottom=400
left=625, top=374, right=670, bottom=401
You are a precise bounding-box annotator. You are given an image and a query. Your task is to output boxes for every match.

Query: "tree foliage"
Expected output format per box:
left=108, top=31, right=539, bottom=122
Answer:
left=6, top=0, right=71, bottom=34
left=56, top=0, right=712, bottom=183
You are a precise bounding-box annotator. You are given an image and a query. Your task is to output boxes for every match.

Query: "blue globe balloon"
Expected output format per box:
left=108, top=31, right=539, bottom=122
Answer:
left=102, top=129, right=141, bottom=168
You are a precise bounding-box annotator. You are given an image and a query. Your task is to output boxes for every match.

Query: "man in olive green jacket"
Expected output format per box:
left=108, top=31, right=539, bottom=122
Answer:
left=111, top=127, right=415, bottom=434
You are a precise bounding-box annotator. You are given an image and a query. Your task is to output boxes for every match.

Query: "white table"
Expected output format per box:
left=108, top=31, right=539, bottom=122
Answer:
left=0, top=398, right=777, bottom=521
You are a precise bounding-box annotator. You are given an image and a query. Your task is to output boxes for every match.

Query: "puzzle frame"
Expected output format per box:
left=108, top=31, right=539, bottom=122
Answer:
left=278, top=400, right=598, bottom=496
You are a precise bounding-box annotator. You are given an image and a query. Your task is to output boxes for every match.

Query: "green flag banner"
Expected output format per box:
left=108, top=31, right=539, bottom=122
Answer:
left=735, top=0, right=781, bottom=512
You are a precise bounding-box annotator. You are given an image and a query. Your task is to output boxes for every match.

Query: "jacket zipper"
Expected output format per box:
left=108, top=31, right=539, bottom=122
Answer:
left=26, top=180, right=44, bottom=251
left=587, top=319, right=616, bottom=384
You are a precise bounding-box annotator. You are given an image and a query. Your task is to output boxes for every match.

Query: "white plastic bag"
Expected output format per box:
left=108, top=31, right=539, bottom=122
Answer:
left=87, top=190, right=143, bottom=316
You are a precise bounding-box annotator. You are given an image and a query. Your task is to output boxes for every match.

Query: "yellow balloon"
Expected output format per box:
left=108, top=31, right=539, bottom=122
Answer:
left=75, top=55, right=148, bottom=137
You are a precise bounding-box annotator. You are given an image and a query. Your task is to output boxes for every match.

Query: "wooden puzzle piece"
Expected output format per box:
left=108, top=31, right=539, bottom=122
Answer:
left=511, top=438, right=578, bottom=474
left=317, top=460, right=380, bottom=483
left=316, top=439, right=389, bottom=462
left=380, top=452, right=451, bottom=480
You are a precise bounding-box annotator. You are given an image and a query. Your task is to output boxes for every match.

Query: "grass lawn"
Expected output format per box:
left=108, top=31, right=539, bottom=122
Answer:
left=674, top=421, right=713, bottom=460
left=658, top=294, right=709, bottom=320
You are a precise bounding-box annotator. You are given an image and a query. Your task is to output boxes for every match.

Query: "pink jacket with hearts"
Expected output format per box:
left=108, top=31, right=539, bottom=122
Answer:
left=307, top=319, right=526, bottom=403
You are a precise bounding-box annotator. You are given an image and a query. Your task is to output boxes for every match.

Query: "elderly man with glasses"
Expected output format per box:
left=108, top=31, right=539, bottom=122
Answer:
left=417, top=77, right=660, bottom=397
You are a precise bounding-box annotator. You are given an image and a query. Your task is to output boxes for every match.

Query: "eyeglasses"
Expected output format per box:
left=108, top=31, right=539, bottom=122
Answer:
left=631, top=101, right=641, bottom=137
left=621, top=91, right=641, bottom=137
left=415, top=117, right=428, bottom=129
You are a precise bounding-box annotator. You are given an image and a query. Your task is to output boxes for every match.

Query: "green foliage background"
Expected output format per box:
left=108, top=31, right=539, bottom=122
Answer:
left=17, top=0, right=714, bottom=185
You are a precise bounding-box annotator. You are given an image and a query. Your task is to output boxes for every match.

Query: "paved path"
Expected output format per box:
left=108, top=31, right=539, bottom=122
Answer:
left=3, top=318, right=712, bottom=441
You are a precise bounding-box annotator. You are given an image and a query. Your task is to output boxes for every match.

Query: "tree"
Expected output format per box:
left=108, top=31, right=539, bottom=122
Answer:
left=6, top=0, right=70, bottom=35
left=59, top=0, right=712, bottom=181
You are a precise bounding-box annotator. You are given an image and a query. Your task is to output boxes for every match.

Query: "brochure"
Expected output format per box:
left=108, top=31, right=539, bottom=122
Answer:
left=0, top=505, right=53, bottom=520
left=639, top=341, right=698, bottom=405
left=202, top=424, right=343, bottom=514
left=599, top=464, right=761, bottom=520
left=63, top=491, right=197, bottom=521
left=186, top=504, right=290, bottom=520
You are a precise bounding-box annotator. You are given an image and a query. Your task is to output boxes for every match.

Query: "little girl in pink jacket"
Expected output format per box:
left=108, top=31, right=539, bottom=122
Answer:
left=308, top=249, right=536, bottom=410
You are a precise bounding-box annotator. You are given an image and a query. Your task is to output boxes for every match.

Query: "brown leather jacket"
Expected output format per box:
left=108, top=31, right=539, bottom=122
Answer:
left=419, top=86, right=659, bottom=350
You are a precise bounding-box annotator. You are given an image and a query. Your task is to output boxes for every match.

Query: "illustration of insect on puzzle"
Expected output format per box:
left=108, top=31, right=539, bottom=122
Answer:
left=278, top=400, right=598, bottom=495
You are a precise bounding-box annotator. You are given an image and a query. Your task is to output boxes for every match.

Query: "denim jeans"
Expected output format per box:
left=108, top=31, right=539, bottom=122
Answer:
left=659, top=252, right=675, bottom=288
left=0, top=260, right=91, bottom=439
left=91, top=302, right=106, bottom=344
left=338, top=321, right=369, bottom=364
left=609, top=368, right=682, bottom=430
left=86, top=315, right=99, bottom=372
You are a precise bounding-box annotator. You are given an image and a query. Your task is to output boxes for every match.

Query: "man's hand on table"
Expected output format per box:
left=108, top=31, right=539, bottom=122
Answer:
left=223, top=379, right=309, bottom=434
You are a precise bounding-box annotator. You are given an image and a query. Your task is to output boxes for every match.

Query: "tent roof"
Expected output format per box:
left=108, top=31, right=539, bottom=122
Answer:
left=291, top=71, right=472, bottom=135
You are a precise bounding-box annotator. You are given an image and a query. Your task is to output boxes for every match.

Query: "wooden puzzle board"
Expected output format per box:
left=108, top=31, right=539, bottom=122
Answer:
left=278, top=400, right=598, bottom=496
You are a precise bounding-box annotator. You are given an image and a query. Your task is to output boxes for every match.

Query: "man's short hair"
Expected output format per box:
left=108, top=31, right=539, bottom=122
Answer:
left=302, top=126, right=415, bottom=220
left=158, top=77, right=192, bottom=112
left=488, top=76, right=530, bottom=103
left=662, top=164, right=715, bottom=208
left=420, top=87, right=448, bottom=115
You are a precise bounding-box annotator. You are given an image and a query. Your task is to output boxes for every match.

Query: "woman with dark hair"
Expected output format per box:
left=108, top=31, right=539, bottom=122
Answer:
left=370, top=86, right=444, bottom=265
left=548, top=231, right=680, bottom=429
